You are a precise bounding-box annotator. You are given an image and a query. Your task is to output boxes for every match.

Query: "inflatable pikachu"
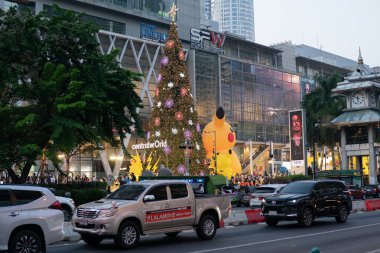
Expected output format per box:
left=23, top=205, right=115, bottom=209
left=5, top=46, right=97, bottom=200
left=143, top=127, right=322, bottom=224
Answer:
left=202, top=107, right=242, bottom=180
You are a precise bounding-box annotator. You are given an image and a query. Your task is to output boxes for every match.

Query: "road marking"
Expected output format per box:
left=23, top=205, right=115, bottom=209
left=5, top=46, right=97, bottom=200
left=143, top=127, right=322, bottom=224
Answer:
left=365, top=250, right=380, bottom=253
left=186, top=222, right=380, bottom=253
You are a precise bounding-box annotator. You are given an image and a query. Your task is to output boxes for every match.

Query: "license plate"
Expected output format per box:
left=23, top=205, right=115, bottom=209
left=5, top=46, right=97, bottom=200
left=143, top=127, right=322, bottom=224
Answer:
left=79, top=219, right=88, bottom=226
left=269, top=211, right=277, bottom=215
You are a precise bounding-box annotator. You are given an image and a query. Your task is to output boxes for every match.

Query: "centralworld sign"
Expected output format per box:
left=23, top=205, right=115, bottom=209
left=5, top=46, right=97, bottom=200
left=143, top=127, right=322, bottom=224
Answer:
left=190, top=28, right=226, bottom=54
left=131, top=140, right=167, bottom=150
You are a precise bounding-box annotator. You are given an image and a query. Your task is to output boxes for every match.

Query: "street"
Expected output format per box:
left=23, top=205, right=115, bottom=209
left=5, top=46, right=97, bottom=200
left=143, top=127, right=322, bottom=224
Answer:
left=49, top=211, right=380, bottom=253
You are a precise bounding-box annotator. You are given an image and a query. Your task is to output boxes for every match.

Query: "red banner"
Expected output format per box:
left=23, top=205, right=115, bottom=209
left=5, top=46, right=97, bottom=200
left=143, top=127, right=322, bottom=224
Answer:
left=146, top=206, right=192, bottom=223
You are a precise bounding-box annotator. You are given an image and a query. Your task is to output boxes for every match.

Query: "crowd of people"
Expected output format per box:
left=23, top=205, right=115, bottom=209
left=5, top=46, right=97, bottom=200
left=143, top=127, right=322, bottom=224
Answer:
left=230, top=173, right=274, bottom=187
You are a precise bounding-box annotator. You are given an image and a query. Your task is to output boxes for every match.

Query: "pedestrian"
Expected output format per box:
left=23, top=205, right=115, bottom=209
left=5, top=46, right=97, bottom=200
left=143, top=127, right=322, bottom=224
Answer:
left=197, top=184, right=204, bottom=194
left=130, top=172, right=136, bottom=182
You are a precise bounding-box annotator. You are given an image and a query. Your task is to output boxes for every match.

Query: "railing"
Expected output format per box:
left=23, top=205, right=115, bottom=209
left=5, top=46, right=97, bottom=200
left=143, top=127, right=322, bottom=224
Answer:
left=241, top=145, right=268, bottom=173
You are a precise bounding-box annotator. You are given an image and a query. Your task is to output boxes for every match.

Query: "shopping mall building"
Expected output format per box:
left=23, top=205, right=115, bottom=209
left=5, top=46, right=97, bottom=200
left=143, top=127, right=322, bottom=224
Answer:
left=0, top=0, right=357, bottom=178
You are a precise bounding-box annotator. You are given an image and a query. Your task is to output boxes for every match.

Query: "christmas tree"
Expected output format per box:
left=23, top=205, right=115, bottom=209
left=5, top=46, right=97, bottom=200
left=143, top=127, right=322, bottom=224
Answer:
left=149, top=4, right=208, bottom=175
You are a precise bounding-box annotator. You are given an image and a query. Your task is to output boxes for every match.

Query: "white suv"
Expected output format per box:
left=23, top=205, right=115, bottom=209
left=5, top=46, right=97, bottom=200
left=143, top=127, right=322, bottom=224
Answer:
left=249, top=184, right=287, bottom=209
left=0, top=185, right=64, bottom=253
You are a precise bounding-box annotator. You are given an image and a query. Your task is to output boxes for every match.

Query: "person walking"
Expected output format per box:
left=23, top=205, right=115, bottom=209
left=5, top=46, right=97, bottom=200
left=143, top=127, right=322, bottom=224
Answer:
left=130, top=172, right=136, bottom=182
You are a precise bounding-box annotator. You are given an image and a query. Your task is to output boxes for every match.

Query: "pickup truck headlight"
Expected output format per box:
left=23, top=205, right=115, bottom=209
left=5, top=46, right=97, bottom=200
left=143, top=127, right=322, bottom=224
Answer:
left=98, top=207, right=118, bottom=218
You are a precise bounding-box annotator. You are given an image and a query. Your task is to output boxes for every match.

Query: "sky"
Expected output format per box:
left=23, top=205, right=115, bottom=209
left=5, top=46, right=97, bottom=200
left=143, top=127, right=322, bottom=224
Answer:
left=254, top=0, right=380, bottom=67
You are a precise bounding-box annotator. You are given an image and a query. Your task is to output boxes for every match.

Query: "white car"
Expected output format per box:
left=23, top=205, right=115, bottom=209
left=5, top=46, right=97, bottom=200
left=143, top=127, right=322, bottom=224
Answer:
left=249, top=184, right=287, bottom=209
left=0, top=185, right=64, bottom=253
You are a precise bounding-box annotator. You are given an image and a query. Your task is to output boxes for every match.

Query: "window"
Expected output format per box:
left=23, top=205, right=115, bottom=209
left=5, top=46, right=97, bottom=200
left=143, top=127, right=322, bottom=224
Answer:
left=146, top=185, right=167, bottom=201
left=0, top=190, right=11, bottom=207
left=107, top=184, right=147, bottom=200
left=170, top=184, right=188, bottom=199
left=12, top=190, right=43, bottom=205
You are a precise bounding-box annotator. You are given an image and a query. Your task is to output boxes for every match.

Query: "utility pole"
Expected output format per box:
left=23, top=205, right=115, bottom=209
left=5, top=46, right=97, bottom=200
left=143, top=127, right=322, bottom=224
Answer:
left=249, top=140, right=253, bottom=176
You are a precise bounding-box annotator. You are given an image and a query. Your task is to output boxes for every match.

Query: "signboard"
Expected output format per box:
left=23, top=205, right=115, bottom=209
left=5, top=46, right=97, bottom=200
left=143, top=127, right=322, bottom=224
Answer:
left=145, top=206, right=192, bottom=223
left=190, top=28, right=226, bottom=54
left=140, top=23, right=168, bottom=43
left=132, top=140, right=167, bottom=150
left=301, top=76, right=316, bottom=100
left=289, top=110, right=306, bottom=163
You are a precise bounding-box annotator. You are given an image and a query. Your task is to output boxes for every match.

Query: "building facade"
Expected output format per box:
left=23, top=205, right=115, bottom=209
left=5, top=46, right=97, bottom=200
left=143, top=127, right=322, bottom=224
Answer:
left=1, top=0, right=309, bottom=178
left=210, top=0, right=255, bottom=42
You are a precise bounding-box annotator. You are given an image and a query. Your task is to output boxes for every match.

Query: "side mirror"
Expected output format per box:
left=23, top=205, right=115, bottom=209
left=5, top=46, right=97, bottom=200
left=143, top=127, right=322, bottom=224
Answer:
left=144, top=195, right=155, bottom=202
left=313, top=189, right=322, bottom=195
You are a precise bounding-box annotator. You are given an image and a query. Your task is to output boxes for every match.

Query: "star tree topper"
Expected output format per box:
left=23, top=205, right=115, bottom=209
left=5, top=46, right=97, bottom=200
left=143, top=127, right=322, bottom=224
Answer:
left=168, top=3, right=179, bottom=22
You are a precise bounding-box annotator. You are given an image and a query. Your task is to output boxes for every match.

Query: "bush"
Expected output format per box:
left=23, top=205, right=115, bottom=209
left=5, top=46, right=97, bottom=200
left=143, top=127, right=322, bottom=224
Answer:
left=270, top=174, right=311, bottom=184
left=48, top=183, right=108, bottom=206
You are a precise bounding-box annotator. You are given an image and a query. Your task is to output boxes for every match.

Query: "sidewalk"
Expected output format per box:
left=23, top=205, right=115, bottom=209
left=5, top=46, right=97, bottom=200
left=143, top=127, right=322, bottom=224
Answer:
left=63, top=199, right=380, bottom=242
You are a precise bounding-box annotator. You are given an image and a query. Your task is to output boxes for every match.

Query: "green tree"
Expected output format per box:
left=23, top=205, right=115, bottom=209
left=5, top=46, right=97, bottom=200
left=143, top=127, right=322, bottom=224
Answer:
left=302, top=74, right=345, bottom=169
left=0, top=6, right=143, bottom=183
left=149, top=21, right=207, bottom=175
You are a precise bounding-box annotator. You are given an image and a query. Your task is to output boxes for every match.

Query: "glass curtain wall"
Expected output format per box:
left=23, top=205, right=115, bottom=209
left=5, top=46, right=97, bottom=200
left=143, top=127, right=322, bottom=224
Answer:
left=134, top=0, right=176, bottom=20
left=195, top=51, right=220, bottom=125
left=220, top=57, right=301, bottom=144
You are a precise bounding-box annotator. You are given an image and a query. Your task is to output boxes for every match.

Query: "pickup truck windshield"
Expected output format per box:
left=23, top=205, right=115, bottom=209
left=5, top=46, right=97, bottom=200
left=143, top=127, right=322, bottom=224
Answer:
left=107, top=184, right=147, bottom=200
left=281, top=182, right=314, bottom=194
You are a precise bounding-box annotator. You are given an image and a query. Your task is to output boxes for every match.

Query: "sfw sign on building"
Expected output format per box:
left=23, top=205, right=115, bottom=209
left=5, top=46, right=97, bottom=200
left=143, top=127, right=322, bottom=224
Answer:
left=132, top=140, right=167, bottom=150
left=190, top=28, right=226, bottom=54
left=140, top=23, right=168, bottom=43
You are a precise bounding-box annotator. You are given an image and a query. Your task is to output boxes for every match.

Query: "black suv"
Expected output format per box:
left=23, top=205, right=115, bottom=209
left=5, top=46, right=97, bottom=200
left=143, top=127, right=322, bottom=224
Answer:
left=261, top=180, right=352, bottom=227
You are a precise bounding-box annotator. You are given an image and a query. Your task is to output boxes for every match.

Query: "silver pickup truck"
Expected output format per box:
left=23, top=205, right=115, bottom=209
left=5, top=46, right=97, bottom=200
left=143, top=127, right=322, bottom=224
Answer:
left=72, top=180, right=231, bottom=248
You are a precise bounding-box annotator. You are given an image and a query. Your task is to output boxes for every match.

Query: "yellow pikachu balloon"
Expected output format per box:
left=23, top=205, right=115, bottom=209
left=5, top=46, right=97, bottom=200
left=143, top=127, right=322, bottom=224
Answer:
left=202, top=107, right=242, bottom=179
left=129, top=153, right=143, bottom=180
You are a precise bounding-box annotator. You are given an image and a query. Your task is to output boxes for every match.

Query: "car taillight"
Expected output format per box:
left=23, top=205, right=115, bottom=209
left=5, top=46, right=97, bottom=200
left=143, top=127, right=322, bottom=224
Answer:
left=49, top=201, right=62, bottom=210
left=259, top=197, right=264, bottom=200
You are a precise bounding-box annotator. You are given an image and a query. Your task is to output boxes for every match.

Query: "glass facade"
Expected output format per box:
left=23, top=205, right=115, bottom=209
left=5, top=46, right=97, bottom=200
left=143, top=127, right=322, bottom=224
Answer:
left=134, top=0, right=176, bottom=20
left=195, top=51, right=220, bottom=124
left=220, top=57, right=301, bottom=144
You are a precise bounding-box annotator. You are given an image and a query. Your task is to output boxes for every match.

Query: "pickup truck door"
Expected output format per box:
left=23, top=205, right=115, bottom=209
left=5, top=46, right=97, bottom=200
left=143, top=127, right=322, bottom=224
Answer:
left=143, top=184, right=172, bottom=231
left=167, top=183, right=195, bottom=227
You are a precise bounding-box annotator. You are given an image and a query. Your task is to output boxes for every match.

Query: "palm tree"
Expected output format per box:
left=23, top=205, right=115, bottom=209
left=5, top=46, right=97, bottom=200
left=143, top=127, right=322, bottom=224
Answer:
left=302, top=73, right=345, bottom=170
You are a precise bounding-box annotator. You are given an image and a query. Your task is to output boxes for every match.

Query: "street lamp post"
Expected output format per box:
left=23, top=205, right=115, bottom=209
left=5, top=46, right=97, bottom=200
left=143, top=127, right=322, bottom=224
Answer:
left=249, top=140, right=253, bottom=176
left=179, top=140, right=194, bottom=175
left=204, top=130, right=217, bottom=174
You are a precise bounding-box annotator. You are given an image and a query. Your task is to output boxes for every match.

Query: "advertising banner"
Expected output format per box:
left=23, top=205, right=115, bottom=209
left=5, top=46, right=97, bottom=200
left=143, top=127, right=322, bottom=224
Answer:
left=289, top=110, right=306, bottom=163
left=145, top=206, right=192, bottom=223
left=301, top=76, right=316, bottom=100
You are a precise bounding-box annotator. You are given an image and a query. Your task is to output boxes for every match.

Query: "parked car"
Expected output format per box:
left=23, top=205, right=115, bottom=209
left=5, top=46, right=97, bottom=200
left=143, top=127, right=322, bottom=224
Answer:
left=363, top=184, right=380, bottom=198
left=72, top=180, right=231, bottom=249
left=220, top=185, right=239, bottom=205
left=249, top=184, right=286, bottom=209
left=235, top=186, right=256, bottom=207
left=0, top=185, right=64, bottom=253
left=346, top=185, right=366, bottom=200
left=262, top=180, right=352, bottom=227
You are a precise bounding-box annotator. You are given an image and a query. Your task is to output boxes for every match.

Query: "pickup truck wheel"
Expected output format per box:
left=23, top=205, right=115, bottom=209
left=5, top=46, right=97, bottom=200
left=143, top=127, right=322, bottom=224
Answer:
left=298, top=207, right=313, bottom=227
left=196, top=215, right=217, bottom=240
left=335, top=205, right=348, bottom=223
left=81, top=234, right=103, bottom=246
left=114, top=221, right=140, bottom=249
left=265, top=218, right=278, bottom=226
left=165, top=232, right=180, bottom=237
left=9, top=229, right=42, bottom=253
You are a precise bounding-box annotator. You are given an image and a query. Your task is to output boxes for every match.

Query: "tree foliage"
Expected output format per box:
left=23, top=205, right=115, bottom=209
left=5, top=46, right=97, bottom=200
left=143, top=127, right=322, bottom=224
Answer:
left=302, top=74, right=345, bottom=162
left=0, top=6, right=143, bottom=183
